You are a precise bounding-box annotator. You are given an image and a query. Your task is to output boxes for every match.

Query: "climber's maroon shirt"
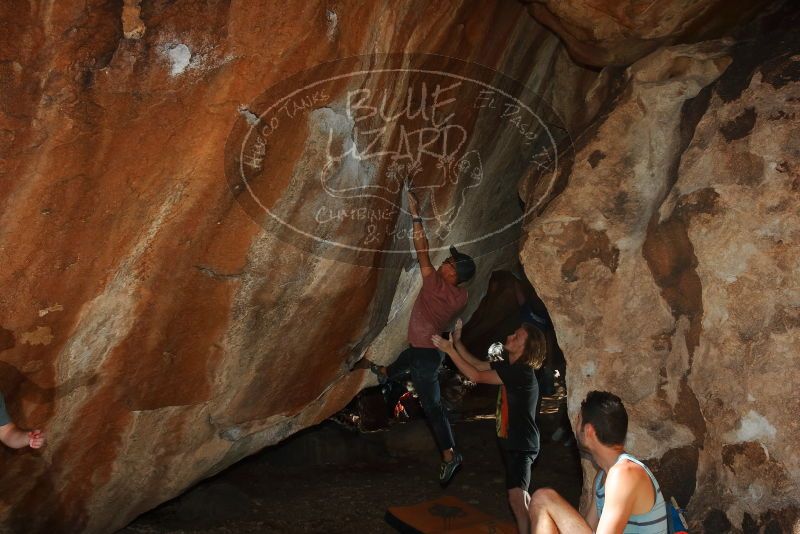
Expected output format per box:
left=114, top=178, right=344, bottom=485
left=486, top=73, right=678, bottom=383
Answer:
left=407, top=271, right=468, bottom=349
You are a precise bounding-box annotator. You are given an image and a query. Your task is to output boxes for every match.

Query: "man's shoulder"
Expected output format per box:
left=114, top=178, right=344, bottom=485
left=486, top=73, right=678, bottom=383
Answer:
left=610, top=457, right=647, bottom=475
left=421, top=268, right=442, bottom=283
left=607, top=458, right=651, bottom=493
left=452, top=282, right=468, bottom=302
left=420, top=265, right=438, bottom=279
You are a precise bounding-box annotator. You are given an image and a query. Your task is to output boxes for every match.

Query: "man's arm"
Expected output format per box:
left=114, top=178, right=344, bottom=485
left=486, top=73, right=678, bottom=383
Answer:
left=450, top=319, right=490, bottom=371
left=595, top=463, right=639, bottom=534
left=431, top=335, right=501, bottom=385
left=0, top=423, right=45, bottom=449
left=407, top=190, right=435, bottom=277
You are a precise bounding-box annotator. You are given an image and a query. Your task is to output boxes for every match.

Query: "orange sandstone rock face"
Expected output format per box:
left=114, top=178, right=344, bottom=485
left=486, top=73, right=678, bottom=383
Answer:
left=521, top=7, right=800, bottom=531
left=525, top=0, right=771, bottom=66
left=0, top=1, right=597, bottom=532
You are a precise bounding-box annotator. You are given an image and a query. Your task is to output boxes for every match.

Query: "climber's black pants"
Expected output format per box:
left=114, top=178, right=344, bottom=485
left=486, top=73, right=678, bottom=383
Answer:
left=386, top=346, right=455, bottom=452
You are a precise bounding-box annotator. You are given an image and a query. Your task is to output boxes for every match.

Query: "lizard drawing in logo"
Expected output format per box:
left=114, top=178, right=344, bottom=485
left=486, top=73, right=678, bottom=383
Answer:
left=319, top=123, right=484, bottom=241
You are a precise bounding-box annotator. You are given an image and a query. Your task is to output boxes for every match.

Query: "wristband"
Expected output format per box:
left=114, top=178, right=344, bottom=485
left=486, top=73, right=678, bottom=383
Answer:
left=412, top=217, right=423, bottom=224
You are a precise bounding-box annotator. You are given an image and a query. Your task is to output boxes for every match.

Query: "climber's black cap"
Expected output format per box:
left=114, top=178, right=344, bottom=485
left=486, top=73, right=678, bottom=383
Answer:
left=449, top=246, right=476, bottom=284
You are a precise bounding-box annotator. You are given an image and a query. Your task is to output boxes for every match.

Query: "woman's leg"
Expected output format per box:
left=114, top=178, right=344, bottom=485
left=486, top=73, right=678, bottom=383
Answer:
left=505, top=449, right=534, bottom=534
left=508, top=487, right=531, bottom=534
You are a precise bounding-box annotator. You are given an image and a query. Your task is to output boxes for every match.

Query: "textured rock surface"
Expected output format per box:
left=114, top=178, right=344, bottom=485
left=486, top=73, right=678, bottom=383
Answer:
left=521, top=6, right=800, bottom=532
left=3, top=0, right=798, bottom=531
left=525, top=0, right=771, bottom=67
left=0, top=1, right=598, bottom=532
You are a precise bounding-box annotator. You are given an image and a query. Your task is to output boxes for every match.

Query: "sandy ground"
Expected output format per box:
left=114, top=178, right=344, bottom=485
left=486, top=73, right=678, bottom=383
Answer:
left=120, top=387, right=582, bottom=533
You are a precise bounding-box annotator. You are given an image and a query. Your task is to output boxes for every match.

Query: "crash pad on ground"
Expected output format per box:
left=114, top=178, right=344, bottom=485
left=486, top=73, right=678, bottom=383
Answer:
left=385, top=495, right=517, bottom=533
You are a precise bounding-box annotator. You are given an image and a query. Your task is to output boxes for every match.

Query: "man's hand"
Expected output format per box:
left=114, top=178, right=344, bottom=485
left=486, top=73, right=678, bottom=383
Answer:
left=28, top=430, right=45, bottom=449
left=431, top=335, right=453, bottom=353
left=434, top=334, right=503, bottom=386
left=452, top=319, right=463, bottom=344
left=407, top=190, right=420, bottom=218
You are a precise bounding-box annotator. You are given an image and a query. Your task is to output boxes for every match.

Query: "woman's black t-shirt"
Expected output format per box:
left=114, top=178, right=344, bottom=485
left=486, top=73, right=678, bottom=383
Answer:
left=491, top=359, right=540, bottom=452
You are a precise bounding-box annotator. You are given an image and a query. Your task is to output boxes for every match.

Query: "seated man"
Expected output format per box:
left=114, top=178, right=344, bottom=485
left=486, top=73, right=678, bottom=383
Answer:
left=433, top=320, right=546, bottom=534
left=529, top=391, right=667, bottom=534
left=0, top=392, right=45, bottom=449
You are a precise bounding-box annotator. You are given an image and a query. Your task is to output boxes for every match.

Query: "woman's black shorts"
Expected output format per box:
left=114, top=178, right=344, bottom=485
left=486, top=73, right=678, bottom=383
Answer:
left=501, top=447, right=538, bottom=491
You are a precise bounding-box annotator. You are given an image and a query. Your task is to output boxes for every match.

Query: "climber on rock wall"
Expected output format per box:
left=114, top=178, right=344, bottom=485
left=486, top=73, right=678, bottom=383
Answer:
left=433, top=320, right=546, bottom=534
left=354, top=188, right=475, bottom=487
left=528, top=391, right=668, bottom=534
left=0, top=392, right=45, bottom=450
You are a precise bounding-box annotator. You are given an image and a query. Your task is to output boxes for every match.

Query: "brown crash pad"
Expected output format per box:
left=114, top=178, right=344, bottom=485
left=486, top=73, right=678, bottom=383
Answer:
left=385, top=495, right=517, bottom=533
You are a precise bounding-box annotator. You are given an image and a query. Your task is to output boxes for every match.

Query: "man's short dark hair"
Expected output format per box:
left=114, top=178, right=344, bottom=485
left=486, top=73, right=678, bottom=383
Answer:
left=580, top=391, right=628, bottom=446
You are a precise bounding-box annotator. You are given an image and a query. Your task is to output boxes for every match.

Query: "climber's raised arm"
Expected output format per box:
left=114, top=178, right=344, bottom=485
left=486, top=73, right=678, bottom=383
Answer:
left=407, top=190, right=435, bottom=277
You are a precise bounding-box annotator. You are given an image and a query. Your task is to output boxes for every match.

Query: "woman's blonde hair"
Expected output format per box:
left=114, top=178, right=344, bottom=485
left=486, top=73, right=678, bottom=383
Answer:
left=518, top=323, right=547, bottom=369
